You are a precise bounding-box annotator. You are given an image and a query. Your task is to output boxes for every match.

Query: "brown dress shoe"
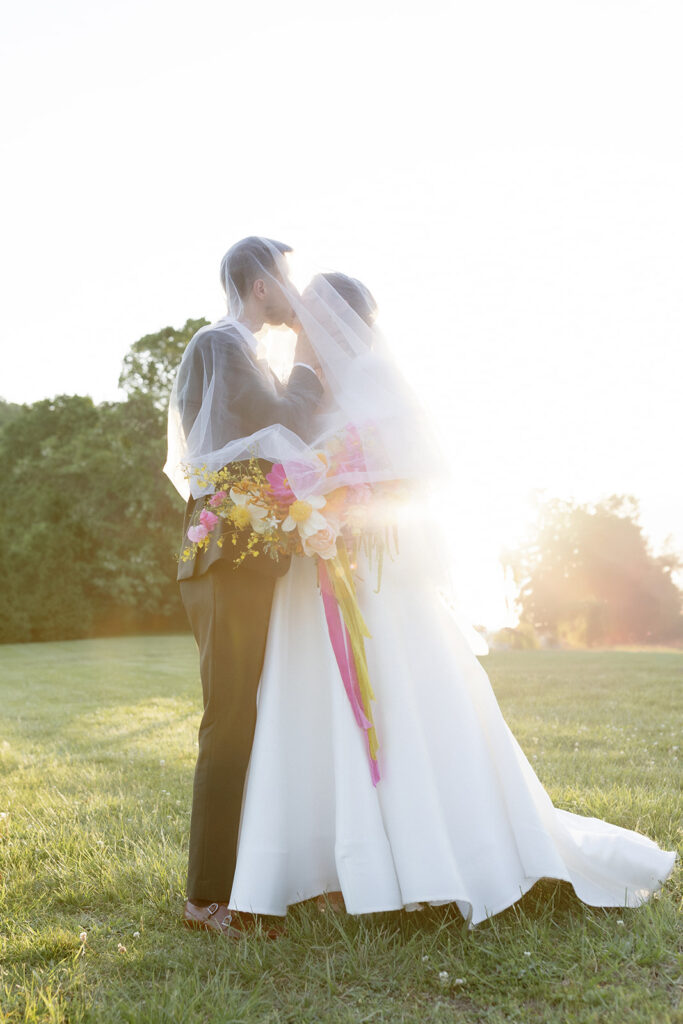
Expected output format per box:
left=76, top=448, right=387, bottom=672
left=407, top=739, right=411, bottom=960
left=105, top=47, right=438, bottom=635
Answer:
left=315, top=890, right=346, bottom=913
left=182, top=900, right=285, bottom=940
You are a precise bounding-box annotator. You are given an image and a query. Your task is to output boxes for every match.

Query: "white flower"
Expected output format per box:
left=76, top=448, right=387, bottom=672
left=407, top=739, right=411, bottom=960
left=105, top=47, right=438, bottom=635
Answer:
left=302, top=523, right=339, bottom=560
left=421, top=955, right=429, bottom=962
left=454, top=978, right=465, bottom=985
left=133, top=931, right=140, bottom=939
left=523, top=951, right=531, bottom=957
left=117, top=943, right=127, bottom=953
left=616, top=919, right=624, bottom=926
left=229, top=488, right=272, bottom=533
left=159, top=759, right=165, bottom=766
left=79, top=931, right=87, bottom=943
left=438, top=971, right=449, bottom=983
left=257, top=514, right=280, bottom=535
left=281, top=495, right=328, bottom=539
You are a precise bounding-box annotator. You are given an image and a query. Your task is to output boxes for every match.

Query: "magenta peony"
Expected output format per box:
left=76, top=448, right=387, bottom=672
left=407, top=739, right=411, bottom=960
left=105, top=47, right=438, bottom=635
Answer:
left=266, top=464, right=297, bottom=505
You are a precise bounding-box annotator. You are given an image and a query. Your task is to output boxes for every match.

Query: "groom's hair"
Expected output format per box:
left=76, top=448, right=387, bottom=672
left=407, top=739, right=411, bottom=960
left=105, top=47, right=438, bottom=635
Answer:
left=220, top=236, right=293, bottom=300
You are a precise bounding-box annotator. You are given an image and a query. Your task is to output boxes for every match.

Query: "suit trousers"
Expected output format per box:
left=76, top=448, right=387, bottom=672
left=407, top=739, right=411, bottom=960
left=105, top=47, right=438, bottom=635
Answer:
left=180, top=559, right=277, bottom=901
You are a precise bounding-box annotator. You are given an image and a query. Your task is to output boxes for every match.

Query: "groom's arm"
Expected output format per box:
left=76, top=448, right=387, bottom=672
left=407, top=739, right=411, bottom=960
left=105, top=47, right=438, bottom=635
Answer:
left=269, top=362, right=319, bottom=397
left=221, top=342, right=323, bottom=439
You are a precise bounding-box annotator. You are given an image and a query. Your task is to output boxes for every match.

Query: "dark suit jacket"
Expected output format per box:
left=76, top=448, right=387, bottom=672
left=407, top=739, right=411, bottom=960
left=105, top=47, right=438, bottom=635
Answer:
left=176, top=324, right=323, bottom=582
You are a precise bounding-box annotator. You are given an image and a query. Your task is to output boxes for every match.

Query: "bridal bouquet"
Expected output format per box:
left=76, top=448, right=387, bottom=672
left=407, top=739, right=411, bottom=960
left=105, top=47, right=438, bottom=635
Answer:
left=180, top=425, right=401, bottom=575
left=181, top=425, right=405, bottom=786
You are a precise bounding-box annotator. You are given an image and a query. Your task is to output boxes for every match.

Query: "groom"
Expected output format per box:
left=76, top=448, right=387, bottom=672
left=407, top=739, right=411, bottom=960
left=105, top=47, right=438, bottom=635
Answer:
left=175, top=237, right=322, bottom=938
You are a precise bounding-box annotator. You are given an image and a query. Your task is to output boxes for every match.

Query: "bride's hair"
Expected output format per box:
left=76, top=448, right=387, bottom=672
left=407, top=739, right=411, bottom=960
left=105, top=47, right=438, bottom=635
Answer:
left=319, top=272, right=378, bottom=327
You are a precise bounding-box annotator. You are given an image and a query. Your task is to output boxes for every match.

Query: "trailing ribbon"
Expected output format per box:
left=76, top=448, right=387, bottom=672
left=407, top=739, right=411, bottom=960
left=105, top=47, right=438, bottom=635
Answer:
left=318, top=543, right=380, bottom=786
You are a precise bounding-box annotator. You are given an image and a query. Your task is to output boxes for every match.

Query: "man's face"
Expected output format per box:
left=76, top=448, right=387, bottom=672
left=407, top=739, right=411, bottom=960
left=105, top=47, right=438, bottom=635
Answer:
left=262, top=259, right=299, bottom=328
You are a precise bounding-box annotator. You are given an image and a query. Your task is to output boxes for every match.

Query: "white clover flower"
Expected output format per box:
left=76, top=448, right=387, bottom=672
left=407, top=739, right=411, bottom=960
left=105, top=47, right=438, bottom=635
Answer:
left=133, top=931, right=140, bottom=939
left=438, top=971, right=449, bottom=984
left=79, top=931, right=87, bottom=943
left=523, top=951, right=532, bottom=957
left=421, top=955, right=429, bottom=962
left=454, top=978, right=465, bottom=985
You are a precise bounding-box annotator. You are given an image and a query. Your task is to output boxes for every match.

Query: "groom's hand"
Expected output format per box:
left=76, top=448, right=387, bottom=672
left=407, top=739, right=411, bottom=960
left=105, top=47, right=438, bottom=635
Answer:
left=294, top=331, right=322, bottom=378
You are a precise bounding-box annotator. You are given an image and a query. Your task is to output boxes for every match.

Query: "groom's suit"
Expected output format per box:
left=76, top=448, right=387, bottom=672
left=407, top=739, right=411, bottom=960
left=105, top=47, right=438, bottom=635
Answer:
left=176, top=321, right=322, bottom=903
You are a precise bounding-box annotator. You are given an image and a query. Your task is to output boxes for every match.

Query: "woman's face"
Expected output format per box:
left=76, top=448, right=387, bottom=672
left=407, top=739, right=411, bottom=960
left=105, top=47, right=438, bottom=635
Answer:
left=300, top=283, right=357, bottom=357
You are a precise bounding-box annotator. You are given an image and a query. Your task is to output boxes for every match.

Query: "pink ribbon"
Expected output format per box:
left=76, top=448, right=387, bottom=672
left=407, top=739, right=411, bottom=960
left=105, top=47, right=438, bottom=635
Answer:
left=318, top=560, right=380, bottom=786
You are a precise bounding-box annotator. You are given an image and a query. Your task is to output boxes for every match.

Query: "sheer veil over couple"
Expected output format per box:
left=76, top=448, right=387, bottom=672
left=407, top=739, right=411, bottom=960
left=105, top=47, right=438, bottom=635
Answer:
left=164, top=236, right=676, bottom=939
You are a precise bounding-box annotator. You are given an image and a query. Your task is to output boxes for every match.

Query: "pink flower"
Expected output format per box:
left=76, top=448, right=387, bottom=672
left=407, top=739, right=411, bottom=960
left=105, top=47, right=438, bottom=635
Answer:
left=283, top=458, right=329, bottom=495
left=208, top=491, right=227, bottom=508
left=199, top=509, right=219, bottom=529
left=303, top=524, right=339, bottom=560
left=187, top=524, right=208, bottom=543
left=333, top=424, right=368, bottom=475
left=266, top=464, right=296, bottom=505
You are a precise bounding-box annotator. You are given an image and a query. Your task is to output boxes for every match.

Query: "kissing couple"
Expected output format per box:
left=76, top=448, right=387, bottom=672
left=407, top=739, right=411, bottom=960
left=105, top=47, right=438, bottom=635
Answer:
left=164, top=236, right=676, bottom=940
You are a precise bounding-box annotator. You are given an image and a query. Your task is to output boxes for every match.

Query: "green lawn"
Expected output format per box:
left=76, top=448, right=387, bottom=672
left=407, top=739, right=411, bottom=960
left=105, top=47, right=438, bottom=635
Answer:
left=0, top=638, right=681, bottom=1023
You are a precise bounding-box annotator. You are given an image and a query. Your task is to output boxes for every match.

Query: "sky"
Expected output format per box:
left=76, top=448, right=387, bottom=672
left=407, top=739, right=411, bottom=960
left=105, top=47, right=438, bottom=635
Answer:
left=1, top=0, right=681, bottom=629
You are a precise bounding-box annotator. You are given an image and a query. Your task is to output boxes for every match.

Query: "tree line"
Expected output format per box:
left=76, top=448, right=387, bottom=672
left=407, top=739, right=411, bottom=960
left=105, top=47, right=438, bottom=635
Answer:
left=0, top=319, right=206, bottom=644
left=500, top=494, right=682, bottom=648
left=0, top=319, right=680, bottom=646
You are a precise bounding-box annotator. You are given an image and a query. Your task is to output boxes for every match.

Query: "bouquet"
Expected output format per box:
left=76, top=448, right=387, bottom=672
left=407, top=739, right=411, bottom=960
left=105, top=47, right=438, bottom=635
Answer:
left=180, top=425, right=404, bottom=786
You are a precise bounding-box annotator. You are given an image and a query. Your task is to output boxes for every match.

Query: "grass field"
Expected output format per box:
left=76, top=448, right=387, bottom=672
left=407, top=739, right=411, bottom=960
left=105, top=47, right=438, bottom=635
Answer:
left=0, top=637, right=681, bottom=1023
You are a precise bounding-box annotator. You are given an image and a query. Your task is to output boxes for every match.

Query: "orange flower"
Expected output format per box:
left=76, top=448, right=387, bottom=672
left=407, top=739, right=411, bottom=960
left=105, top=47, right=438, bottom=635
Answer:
left=323, top=486, right=348, bottom=522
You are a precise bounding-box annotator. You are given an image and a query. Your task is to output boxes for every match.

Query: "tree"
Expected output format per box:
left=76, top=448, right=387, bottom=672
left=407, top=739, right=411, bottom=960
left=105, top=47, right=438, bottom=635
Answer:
left=0, top=316, right=218, bottom=643
left=502, top=495, right=683, bottom=647
left=118, top=318, right=208, bottom=409
left=0, top=393, right=185, bottom=642
left=0, top=398, right=22, bottom=430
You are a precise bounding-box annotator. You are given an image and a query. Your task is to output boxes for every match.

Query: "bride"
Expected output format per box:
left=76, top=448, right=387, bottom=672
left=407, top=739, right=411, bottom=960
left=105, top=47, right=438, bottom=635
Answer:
left=224, top=267, right=677, bottom=928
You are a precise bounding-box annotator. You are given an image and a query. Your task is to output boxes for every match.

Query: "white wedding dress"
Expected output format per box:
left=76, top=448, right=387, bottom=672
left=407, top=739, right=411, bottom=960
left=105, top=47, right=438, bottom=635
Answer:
left=227, top=535, right=677, bottom=927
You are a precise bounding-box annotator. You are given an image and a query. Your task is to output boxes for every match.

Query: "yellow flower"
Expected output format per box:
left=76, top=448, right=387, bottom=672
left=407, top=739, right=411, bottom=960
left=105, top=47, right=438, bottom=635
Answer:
left=229, top=505, right=251, bottom=529
left=289, top=500, right=314, bottom=523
